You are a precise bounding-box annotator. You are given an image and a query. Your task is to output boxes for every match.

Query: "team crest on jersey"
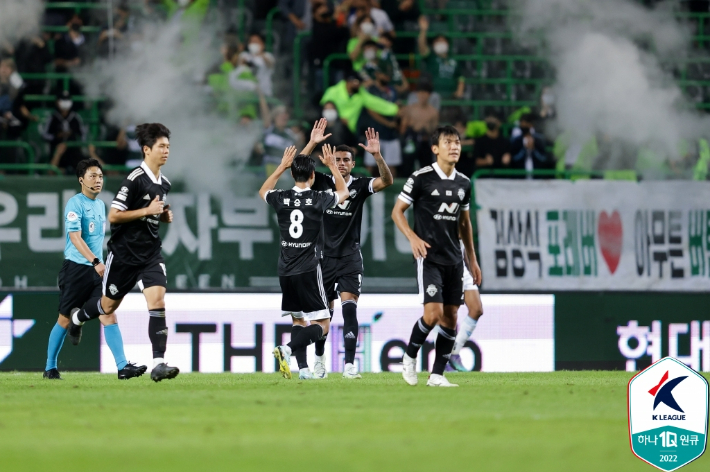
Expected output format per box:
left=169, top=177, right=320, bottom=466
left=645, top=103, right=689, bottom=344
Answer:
left=294, top=199, right=301, bottom=207
left=89, top=222, right=95, bottom=233
left=109, top=284, right=118, bottom=296
left=67, top=211, right=78, bottom=221
left=458, top=188, right=465, bottom=201
left=349, top=189, right=357, bottom=198
left=426, top=284, right=438, bottom=297
left=119, top=186, right=128, bottom=194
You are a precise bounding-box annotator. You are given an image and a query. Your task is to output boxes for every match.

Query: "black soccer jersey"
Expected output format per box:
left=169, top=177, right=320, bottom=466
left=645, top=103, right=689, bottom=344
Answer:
left=265, top=186, right=339, bottom=276
left=398, top=163, right=471, bottom=265
left=312, top=172, right=376, bottom=257
left=109, top=161, right=171, bottom=266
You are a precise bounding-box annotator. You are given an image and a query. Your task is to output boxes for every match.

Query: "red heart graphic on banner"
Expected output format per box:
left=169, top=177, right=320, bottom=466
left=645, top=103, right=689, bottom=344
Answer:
left=598, top=211, right=623, bottom=274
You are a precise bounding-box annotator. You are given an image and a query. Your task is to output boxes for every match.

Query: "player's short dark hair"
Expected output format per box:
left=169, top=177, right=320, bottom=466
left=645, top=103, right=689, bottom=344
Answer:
left=135, top=123, right=171, bottom=158
left=431, top=125, right=460, bottom=147
left=75, top=158, right=103, bottom=179
left=291, top=154, right=315, bottom=183
left=334, top=145, right=355, bottom=159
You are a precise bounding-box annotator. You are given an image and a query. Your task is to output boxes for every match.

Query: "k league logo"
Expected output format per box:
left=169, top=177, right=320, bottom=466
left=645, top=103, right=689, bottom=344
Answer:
left=628, top=357, right=709, bottom=471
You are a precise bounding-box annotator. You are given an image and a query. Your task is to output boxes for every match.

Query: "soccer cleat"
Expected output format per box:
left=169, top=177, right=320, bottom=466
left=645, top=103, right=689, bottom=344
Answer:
left=150, top=363, right=180, bottom=382
left=426, top=374, right=459, bottom=387
left=273, top=346, right=292, bottom=379
left=343, top=363, right=362, bottom=379
left=118, top=362, right=148, bottom=380
left=43, top=368, right=62, bottom=380
left=313, top=354, right=328, bottom=379
left=402, top=353, right=418, bottom=386
left=448, top=354, right=467, bottom=372
left=299, top=368, right=313, bottom=380
left=66, top=308, right=83, bottom=346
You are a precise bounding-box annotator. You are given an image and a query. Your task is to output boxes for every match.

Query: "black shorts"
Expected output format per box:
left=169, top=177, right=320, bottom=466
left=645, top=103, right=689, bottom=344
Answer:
left=279, top=265, right=330, bottom=320
left=321, top=252, right=364, bottom=301
left=57, top=260, right=103, bottom=316
left=103, top=251, right=167, bottom=300
left=417, top=258, right=464, bottom=306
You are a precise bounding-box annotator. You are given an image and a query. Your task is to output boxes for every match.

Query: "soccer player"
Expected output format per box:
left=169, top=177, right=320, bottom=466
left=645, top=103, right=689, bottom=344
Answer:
left=261, top=145, right=350, bottom=380
left=300, top=120, right=393, bottom=379
left=67, top=123, right=179, bottom=382
left=447, top=239, right=484, bottom=371
left=392, top=125, right=482, bottom=387
left=44, top=159, right=146, bottom=380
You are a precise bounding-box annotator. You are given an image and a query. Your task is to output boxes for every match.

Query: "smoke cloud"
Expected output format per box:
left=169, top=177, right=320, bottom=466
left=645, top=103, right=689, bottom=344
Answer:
left=81, top=13, right=259, bottom=193
left=0, top=0, right=44, bottom=44
left=514, top=0, right=710, bottom=176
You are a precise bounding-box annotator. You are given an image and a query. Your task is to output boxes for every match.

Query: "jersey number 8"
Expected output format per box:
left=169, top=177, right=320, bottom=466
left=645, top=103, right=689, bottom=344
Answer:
left=289, top=209, right=304, bottom=238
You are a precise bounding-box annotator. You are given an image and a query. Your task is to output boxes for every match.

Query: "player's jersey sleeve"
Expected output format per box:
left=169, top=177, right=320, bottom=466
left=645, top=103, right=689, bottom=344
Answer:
left=398, top=173, right=422, bottom=206
left=461, top=181, right=472, bottom=212
left=64, top=198, right=82, bottom=233
left=318, top=190, right=339, bottom=212
left=111, top=176, right=141, bottom=212
left=367, top=177, right=377, bottom=195
left=264, top=189, right=282, bottom=210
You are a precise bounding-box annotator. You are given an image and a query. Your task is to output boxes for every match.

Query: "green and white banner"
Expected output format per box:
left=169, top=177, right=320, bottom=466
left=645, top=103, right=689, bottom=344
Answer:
left=475, top=180, right=710, bottom=291
left=0, top=176, right=419, bottom=291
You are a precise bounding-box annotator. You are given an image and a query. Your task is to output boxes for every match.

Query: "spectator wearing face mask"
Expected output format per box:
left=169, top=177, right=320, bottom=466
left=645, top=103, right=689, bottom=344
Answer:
left=54, top=17, right=86, bottom=72
left=360, top=68, right=402, bottom=177
left=239, top=33, right=275, bottom=97
left=316, top=102, right=354, bottom=155
left=348, top=0, right=394, bottom=34
left=377, top=32, right=409, bottom=96
left=358, top=40, right=383, bottom=85
left=348, top=16, right=379, bottom=72
left=417, top=16, right=465, bottom=99
left=41, top=92, right=94, bottom=174
left=0, top=58, right=35, bottom=142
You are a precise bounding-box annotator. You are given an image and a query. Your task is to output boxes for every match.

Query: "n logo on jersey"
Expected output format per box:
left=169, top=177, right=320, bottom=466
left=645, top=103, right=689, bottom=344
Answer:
left=438, top=202, right=459, bottom=213
left=337, top=200, right=352, bottom=210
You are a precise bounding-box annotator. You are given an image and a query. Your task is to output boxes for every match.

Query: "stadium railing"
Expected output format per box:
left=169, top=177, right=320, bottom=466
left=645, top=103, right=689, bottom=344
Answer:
left=265, top=7, right=281, bottom=52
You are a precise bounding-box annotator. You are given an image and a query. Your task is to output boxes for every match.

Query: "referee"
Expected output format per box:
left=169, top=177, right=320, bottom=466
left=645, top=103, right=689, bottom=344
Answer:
left=44, top=159, right=146, bottom=380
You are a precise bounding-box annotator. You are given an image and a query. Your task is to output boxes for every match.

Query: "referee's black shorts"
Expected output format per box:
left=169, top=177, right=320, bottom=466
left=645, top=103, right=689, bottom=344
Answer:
left=279, top=265, right=330, bottom=321
left=102, top=251, right=167, bottom=300
left=321, top=251, right=364, bottom=301
left=57, top=259, right=102, bottom=316
left=417, top=258, right=464, bottom=306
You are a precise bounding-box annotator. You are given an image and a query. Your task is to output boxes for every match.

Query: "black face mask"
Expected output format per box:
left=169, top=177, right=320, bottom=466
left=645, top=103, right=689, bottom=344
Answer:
left=70, top=23, right=82, bottom=32
left=520, top=126, right=531, bottom=135
left=486, top=122, right=497, bottom=131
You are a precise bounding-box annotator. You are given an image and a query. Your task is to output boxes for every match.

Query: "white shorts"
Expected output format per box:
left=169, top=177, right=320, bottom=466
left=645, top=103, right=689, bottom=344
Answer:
left=281, top=310, right=331, bottom=321
left=364, top=139, right=402, bottom=166
left=460, top=240, right=479, bottom=292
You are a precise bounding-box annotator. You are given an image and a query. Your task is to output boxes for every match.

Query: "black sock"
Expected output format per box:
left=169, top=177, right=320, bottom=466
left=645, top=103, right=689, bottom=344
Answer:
left=76, top=297, right=104, bottom=323
left=342, top=301, right=358, bottom=364
left=405, top=317, right=433, bottom=359
left=148, top=310, right=168, bottom=358
left=292, top=325, right=308, bottom=369
left=314, top=308, right=333, bottom=356
left=288, top=324, right=323, bottom=352
left=432, top=326, right=456, bottom=375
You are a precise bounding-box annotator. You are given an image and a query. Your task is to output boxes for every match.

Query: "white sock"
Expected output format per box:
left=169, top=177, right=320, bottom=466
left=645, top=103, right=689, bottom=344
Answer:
left=452, top=317, right=478, bottom=355
left=153, top=357, right=165, bottom=368
left=282, top=345, right=292, bottom=356
left=72, top=311, right=85, bottom=326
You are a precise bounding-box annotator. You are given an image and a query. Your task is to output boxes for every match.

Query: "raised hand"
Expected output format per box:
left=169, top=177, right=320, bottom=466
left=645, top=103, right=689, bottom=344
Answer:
left=358, top=127, right=381, bottom=155
left=281, top=145, right=298, bottom=169
left=321, top=143, right=336, bottom=169
left=309, top=118, right=332, bottom=144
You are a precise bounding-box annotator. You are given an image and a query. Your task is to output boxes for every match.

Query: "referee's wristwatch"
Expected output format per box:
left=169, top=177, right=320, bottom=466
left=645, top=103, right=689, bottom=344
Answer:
left=92, top=258, right=101, bottom=267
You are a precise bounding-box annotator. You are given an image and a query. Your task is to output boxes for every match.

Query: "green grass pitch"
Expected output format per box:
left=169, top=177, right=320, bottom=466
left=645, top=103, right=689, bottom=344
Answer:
left=0, top=371, right=708, bottom=472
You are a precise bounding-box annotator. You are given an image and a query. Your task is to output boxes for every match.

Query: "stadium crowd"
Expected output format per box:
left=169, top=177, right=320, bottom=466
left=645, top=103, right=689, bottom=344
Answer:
left=0, top=0, right=708, bottom=179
